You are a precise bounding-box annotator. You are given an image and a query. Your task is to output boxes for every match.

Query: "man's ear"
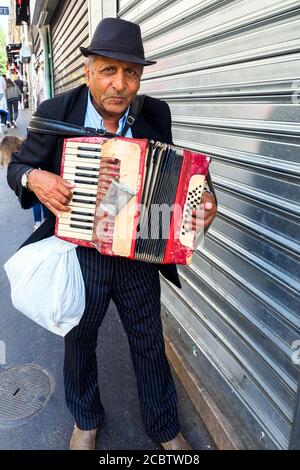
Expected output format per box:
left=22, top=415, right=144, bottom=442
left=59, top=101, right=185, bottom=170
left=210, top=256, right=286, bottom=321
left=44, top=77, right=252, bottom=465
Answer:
left=85, top=63, right=91, bottom=88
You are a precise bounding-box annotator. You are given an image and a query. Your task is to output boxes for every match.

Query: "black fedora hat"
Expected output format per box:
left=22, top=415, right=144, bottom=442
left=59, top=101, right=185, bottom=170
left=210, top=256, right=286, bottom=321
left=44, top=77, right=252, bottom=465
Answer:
left=80, top=17, right=156, bottom=66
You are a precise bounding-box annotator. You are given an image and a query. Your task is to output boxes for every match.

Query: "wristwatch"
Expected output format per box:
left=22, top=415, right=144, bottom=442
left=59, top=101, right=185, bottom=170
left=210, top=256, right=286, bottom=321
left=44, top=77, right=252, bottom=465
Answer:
left=21, top=168, right=35, bottom=189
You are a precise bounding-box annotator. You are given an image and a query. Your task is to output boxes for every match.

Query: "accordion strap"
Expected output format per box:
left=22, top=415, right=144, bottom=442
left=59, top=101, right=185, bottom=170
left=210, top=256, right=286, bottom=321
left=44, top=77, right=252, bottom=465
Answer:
left=28, top=116, right=116, bottom=138
left=28, top=94, right=145, bottom=138
left=121, top=94, right=145, bottom=137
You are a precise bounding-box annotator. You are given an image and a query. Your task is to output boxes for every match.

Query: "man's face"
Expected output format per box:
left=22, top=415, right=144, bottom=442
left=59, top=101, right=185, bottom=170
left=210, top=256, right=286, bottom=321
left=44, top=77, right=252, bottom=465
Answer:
left=85, top=55, right=143, bottom=120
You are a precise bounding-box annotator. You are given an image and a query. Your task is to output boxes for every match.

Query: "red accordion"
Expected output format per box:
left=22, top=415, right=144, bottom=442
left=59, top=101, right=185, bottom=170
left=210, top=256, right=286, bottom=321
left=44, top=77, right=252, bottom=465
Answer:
left=55, top=136, right=211, bottom=264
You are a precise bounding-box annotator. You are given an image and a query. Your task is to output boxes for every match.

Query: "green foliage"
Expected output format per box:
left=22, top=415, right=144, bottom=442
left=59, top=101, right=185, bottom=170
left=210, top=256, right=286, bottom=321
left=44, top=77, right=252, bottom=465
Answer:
left=0, top=26, right=7, bottom=74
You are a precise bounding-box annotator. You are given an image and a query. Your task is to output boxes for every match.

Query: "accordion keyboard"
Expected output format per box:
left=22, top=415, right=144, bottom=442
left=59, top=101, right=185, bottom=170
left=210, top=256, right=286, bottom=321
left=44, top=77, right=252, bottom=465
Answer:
left=57, top=141, right=101, bottom=241
left=57, top=138, right=143, bottom=254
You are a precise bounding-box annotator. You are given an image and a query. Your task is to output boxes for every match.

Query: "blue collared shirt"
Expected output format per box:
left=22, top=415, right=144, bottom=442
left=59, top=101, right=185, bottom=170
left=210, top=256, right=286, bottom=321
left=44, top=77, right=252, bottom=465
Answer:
left=84, top=92, right=133, bottom=138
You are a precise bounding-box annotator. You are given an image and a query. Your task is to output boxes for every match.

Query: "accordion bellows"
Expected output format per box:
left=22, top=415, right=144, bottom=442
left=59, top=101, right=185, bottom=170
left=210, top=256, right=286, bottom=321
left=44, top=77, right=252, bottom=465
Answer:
left=55, top=137, right=211, bottom=264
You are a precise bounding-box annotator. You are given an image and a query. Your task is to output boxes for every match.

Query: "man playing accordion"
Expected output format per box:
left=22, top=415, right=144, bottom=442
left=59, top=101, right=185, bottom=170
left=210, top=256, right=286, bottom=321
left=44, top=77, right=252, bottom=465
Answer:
left=7, top=18, right=217, bottom=450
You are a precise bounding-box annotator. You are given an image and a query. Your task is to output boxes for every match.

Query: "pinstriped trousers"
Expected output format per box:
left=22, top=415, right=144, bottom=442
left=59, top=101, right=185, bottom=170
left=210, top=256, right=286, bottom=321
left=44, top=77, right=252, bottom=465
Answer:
left=63, top=246, right=180, bottom=443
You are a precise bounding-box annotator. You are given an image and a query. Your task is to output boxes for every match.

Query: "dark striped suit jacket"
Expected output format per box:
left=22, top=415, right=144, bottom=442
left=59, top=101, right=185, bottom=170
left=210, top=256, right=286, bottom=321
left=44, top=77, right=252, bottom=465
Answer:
left=7, top=84, right=181, bottom=288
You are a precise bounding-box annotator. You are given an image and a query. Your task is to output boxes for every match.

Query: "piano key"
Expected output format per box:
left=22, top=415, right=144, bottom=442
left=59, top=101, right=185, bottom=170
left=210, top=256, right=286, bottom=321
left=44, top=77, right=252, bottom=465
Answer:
left=69, top=202, right=97, bottom=210
left=74, top=171, right=99, bottom=178
left=71, top=194, right=97, bottom=201
left=70, top=193, right=97, bottom=202
left=61, top=210, right=93, bottom=218
left=63, top=172, right=99, bottom=183
left=65, top=170, right=99, bottom=178
left=64, top=151, right=101, bottom=160
left=71, top=193, right=97, bottom=201
left=65, top=144, right=101, bottom=154
left=71, top=184, right=97, bottom=191
left=74, top=179, right=98, bottom=185
left=71, top=217, right=94, bottom=224
left=59, top=218, right=94, bottom=230
left=64, top=155, right=101, bottom=166
left=66, top=142, right=101, bottom=151
left=59, top=218, right=94, bottom=227
left=75, top=166, right=99, bottom=172
left=71, top=209, right=95, bottom=216
left=62, top=221, right=94, bottom=229
left=69, top=181, right=99, bottom=190
left=73, top=191, right=97, bottom=197
left=71, top=197, right=97, bottom=203
left=59, top=216, right=94, bottom=226
left=77, top=146, right=101, bottom=152
left=75, top=172, right=98, bottom=179
left=63, top=170, right=98, bottom=182
left=72, top=198, right=96, bottom=205
left=65, top=154, right=101, bottom=162
left=64, top=183, right=96, bottom=191
left=64, top=163, right=100, bottom=172
left=77, top=153, right=101, bottom=160
left=70, top=224, right=93, bottom=231
left=64, top=162, right=100, bottom=172
left=57, top=227, right=93, bottom=241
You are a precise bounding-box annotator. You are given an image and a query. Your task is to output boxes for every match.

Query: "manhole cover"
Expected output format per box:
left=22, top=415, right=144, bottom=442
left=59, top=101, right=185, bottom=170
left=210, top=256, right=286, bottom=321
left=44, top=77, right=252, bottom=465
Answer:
left=0, top=365, right=53, bottom=425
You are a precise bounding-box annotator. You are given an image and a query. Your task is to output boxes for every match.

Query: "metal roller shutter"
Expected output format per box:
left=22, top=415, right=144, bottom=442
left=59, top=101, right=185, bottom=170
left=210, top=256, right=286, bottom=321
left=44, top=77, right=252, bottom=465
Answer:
left=50, top=0, right=89, bottom=95
left=118, top=0, right=300, bottom=449
left=31, top=29, right=43, bottom=109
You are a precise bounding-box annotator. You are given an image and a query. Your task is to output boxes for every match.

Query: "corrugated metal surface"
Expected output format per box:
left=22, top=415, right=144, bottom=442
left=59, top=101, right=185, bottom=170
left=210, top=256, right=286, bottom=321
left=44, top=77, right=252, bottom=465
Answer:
left=30, top=28, right=44, bottom=110
left=32, top=29, right=42, bottom=60
left=50, top=0, right=89, bottom=95
left=118, top=0, right=300, bottom=449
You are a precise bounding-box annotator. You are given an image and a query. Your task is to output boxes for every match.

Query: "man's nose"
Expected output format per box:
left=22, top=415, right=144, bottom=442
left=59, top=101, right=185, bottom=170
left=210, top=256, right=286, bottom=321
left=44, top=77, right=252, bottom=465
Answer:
left=111, top=71, right=126, bottom=92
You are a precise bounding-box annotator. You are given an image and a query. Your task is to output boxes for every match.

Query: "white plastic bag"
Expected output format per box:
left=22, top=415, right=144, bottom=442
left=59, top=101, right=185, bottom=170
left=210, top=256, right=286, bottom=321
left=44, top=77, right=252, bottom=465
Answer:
left=4, top=236, right=85, bottom=336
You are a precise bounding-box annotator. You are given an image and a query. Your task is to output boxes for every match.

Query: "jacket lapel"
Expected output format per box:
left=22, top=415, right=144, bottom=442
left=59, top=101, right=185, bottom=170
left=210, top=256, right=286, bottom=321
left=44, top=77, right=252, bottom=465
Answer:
left=65, top=85, right=89, bottom=126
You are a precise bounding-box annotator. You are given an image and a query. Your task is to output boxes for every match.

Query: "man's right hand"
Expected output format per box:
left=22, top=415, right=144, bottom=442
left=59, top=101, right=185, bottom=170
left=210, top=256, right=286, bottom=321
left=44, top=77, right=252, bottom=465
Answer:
left=27, top=169, right=75, bottom=217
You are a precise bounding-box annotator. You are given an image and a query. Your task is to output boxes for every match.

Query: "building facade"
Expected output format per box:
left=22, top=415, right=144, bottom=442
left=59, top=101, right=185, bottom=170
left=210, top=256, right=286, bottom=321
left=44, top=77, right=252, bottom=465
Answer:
left=7, top=1, right=32, bottom=108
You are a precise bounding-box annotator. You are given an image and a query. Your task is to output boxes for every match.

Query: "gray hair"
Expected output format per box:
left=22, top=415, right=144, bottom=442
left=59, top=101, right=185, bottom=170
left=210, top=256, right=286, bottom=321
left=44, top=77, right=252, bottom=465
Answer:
left=86, top=55, right=96, bottom=69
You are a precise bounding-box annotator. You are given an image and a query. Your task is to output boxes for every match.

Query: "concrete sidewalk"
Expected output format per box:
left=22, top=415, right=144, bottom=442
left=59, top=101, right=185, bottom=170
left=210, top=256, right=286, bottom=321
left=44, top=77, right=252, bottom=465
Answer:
left=0, top=109, right=215, bottom=450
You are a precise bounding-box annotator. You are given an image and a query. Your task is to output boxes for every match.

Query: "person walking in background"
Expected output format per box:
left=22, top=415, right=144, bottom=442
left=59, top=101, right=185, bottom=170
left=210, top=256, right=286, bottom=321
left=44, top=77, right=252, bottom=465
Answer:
left=14, top=75, right=24, bottom=110
left=0, top=74, right=6, bottom=102
left=22, top=79, right=29, bottom=108
left=0, top=75, right=10, bottom=129
left=0, top=136, right=49, bottom=231
left=5, top=78, right=22, bottom=128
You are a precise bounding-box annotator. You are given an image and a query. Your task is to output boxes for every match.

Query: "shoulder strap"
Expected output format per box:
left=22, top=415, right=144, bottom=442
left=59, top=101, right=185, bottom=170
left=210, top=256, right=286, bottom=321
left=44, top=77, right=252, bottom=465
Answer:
left=121, top=94, right=145, bottom=137
left=27, top=116, right=115, bottom=138
left=28, top=95, right=146, bottom=138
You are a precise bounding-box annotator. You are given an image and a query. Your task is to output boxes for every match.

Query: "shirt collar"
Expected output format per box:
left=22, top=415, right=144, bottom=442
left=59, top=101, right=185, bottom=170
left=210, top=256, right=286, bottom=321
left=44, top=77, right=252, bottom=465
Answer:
left=86, top=92, right=130, bottom=135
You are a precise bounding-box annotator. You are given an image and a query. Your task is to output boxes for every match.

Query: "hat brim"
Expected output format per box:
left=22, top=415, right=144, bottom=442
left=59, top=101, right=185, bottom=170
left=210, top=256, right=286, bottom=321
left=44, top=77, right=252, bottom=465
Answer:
left=80, top=47, right=156, bottom=66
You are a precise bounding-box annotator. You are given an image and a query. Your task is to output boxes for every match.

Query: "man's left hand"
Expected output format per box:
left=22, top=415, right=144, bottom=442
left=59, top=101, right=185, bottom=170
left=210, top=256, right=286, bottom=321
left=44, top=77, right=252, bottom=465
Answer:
left=191, top=191, right=217, bottom=231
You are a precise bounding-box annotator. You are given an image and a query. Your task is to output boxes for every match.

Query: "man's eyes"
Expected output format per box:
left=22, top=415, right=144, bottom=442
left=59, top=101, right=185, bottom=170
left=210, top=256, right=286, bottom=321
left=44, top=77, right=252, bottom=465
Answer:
left=125, top=69, right=138, bottom=76
left=102, top=67, right=115, bottom=73
left=99, top=67, right=139, bottom=76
